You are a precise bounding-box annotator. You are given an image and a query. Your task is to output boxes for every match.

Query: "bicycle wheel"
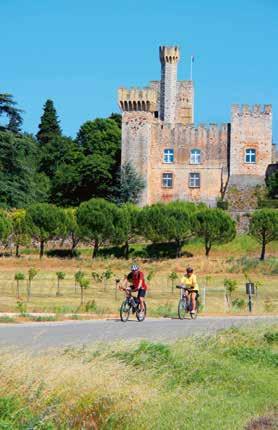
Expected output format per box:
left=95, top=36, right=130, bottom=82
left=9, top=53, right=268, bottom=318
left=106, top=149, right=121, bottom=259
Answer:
left=120, top=300, right=131, bottom=322
left=136, top=302, right=147, bottom=322
left=178, top=299, right=187, bottom=320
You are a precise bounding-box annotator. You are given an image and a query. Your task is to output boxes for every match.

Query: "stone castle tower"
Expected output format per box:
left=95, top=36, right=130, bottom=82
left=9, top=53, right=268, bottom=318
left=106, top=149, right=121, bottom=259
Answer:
left=118, top=46, right=273, bottom=207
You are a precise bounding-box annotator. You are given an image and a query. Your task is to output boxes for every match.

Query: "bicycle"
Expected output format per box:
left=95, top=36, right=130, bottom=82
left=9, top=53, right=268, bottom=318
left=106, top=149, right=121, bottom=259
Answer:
left=119, top=286, right=147, bottom=322
left=176, top=285, right=199, bottom=320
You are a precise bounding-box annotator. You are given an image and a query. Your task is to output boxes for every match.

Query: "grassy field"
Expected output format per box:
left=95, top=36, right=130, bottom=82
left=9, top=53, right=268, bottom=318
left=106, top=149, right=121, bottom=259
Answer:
left=0, top=235, right=277, bottom=316
left=0, top=324, right=277, bottom=429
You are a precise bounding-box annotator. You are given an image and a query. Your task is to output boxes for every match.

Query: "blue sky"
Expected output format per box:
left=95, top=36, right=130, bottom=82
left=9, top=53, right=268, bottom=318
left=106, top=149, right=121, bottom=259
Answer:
left=2, top=0, right=278, bottom=141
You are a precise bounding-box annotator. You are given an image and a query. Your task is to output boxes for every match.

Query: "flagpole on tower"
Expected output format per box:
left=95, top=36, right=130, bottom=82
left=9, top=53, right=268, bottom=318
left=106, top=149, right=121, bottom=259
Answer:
left=190, top=55, right=194, bottom=80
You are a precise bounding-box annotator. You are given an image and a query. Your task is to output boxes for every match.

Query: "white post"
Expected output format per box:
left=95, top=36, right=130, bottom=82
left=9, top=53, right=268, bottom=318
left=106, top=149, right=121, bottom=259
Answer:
left=202, top=287, right=206, bottom=311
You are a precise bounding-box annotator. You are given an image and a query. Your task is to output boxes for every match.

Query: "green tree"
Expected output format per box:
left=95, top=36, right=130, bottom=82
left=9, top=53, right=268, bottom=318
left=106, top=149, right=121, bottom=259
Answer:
left=266, top=170, right=278, bottom=199
left=63, top=208, right=82, bottom=255
left=0, top=211, right=12, bottom=244
left=224, top=278, right=238, bottom=309
left=14, top=272, right=25, bottom=299
left=36, top=99, right=62, bottom=145
left=193, top=208, right=236, bottom=256
left=114, top=162, right=145, bottom=204
left=76, top=118, right=121, bottom=199
left=56, top=272, right=65, bottom=296
left=139, top=202, right=195, bottom=257
left=120, top=203, right=141, bottom=259
left=77, top=198, right=116, bottom=258
left=26, top=203, right=66, bottom=258
left=249, top=209, right=278, bottom=260
left=0, top=93, right=23, bottom=133
left=27, top=268, right=38, bottom=300
left=0, top=131, right=49, bottom=208
left=109, top=112, right=122, bottom=129
left=9, top=209, right=31, bottom=257
left=74, top=271, right=89, bottom=306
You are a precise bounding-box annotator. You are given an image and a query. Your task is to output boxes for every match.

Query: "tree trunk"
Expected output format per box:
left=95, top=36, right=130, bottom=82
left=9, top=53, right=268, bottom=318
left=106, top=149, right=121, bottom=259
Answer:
left=40, top=240, right=45, bottom=259
left=56, top=279, right=60, bottom=296
left=16, top=244, right=19, bottom=258
left=124, top=240, right=129, bottom=260
left=92, top=239, right=99, bottom=258
left=176, top=239, right=181, bottom=258
left=260, top=237, right=266, bottom=261
left=205, top=239, right=211, bottom=257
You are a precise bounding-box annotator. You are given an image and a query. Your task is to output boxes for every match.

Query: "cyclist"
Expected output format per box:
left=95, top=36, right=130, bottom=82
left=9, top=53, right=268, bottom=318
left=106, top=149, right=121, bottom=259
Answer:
left=180, top=267, right=199, bottom=314
left=121, top=264, right=147, bottom=314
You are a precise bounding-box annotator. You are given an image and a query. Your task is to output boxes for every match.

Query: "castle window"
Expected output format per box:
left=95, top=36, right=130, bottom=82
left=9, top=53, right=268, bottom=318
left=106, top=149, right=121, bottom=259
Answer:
left=163, top=149, right=174, bottom=163
left=189, top=172, right=200, bottom=188
left=245, top=148, right=256, bottom=163
left=162, top=173, right=173, bottom=188
left=190, top=149, right=201, bottom=164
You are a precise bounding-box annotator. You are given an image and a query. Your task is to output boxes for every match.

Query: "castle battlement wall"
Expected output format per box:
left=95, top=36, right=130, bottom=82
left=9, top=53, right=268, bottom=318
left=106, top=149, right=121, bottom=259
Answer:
left=118, top=87, right=157, bottom=112
left=232, top=104, right=272, bottom=116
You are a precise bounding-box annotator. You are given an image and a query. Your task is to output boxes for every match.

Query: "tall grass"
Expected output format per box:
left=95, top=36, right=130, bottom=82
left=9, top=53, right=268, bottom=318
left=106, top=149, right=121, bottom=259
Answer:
left=0, top=325, right=277, bottom=429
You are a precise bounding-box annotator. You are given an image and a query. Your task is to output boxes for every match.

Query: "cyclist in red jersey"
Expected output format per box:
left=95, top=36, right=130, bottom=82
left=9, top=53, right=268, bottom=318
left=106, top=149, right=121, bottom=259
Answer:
left=122, top=264, right=147, bottom=313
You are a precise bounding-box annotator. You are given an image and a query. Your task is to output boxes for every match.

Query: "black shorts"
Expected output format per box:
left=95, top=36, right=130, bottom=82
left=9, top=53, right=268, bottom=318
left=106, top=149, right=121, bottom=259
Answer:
left=137, top=288, right=146, bottom=298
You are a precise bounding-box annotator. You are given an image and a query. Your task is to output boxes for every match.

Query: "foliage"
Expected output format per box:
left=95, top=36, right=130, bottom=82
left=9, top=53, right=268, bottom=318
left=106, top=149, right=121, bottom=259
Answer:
left=0, top=131, right=49, bottom=208
left=36, top=99, right=62, bottom=145
left=0, top=210, right=12, bottom=243
left=14, top=272, right=25, bottom=299
left=63, top=207, right=82, bottom=254
left=26, top=203, right=66, bottom=257
left=224, top=278, right=237, bottom=309
left=0, top=93, right=23, bottom=133
left=249, top=209, right=278, bottom=260
left=266, top=170, right=278, bottom=199
left=77, top=198, right=117, bottom=257
left=113, top=162, right=145, bottom=204
left=9, top=209, right=31, bottom=256
left=139, top=201, right=196, bottom=257
left=193, top=208, right=236, bottom=256
left=56, top=271, right=65, bottom=296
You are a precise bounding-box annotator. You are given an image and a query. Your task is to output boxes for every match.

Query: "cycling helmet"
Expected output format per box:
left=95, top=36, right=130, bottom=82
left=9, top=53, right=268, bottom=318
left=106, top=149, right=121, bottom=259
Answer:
left=186, top=267, right=193, bottom=273
left=131, top=264, right=139, bottom=271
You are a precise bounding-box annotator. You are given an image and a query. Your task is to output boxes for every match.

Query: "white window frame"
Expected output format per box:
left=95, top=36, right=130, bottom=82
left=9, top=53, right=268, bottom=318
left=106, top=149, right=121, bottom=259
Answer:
left=189, top=172, right=200, bottom=188
left=163, top=148, right=174, bottom=164
left=245, top=148, right=256, bottom=164
left=190, top=149, right=201, bottom=164
left=162, top=172, right=173, bottom=188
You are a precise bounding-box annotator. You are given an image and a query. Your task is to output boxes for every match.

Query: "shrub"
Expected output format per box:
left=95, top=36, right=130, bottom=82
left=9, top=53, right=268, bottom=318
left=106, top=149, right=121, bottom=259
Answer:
left=46, top=249, right=81, bottom=258
left=85, top=300, right=97, bottom=313
left=232, top=298, right=245, bottom=310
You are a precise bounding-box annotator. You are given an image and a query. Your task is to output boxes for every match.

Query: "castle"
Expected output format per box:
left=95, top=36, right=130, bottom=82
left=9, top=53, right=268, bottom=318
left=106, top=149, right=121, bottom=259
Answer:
left=118, top=46, right=274, bottom=207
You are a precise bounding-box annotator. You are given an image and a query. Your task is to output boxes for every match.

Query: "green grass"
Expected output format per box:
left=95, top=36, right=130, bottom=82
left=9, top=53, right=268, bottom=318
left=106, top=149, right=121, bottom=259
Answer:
left=0, top=316, right=17, bottom=324
left=0, top=325, right=277, bottom=429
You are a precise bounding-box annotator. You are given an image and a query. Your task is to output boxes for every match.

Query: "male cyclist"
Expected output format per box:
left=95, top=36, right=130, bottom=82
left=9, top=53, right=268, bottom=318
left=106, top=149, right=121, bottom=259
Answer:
left=121, top=264, right=147, bottom=313
left=180, top=267, right=199, bottom=314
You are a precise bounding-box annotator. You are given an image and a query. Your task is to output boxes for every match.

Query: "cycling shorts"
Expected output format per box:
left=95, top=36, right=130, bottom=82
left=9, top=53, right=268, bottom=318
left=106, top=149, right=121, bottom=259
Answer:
left=137, top=288, right=146, bottom=298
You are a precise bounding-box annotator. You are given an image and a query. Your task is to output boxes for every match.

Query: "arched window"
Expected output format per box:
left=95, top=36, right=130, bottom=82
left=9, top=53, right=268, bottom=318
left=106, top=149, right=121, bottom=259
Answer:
left=190, top=149, right=201, bottom=164
left=245, top=148, right=256, bottom=163
left=163, top=148, right=174, bottom=163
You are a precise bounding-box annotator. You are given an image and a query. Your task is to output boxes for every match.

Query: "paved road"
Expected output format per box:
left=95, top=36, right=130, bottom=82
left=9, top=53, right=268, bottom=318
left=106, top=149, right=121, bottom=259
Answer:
left=0, top=316, right=276, bottom=350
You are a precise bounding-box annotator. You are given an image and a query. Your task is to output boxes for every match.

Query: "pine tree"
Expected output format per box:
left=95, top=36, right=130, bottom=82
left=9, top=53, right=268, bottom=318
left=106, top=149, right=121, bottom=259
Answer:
left=36, top=99, right=62, bottom=145
left=0, top=93, right=23, bottom=133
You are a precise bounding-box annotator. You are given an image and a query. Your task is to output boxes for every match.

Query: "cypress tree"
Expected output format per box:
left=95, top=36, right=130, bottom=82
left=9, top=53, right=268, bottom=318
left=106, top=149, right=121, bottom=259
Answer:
left=36, top=99, right=62, bottom=145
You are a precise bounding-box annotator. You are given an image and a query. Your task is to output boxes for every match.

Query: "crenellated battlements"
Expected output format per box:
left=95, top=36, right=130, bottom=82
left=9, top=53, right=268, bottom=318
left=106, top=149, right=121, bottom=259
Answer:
left=232, top=104, right=272, bottom=116
left=118, top=87, right=157, bottom=112
left=159, top=46, right=180, bottom=64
